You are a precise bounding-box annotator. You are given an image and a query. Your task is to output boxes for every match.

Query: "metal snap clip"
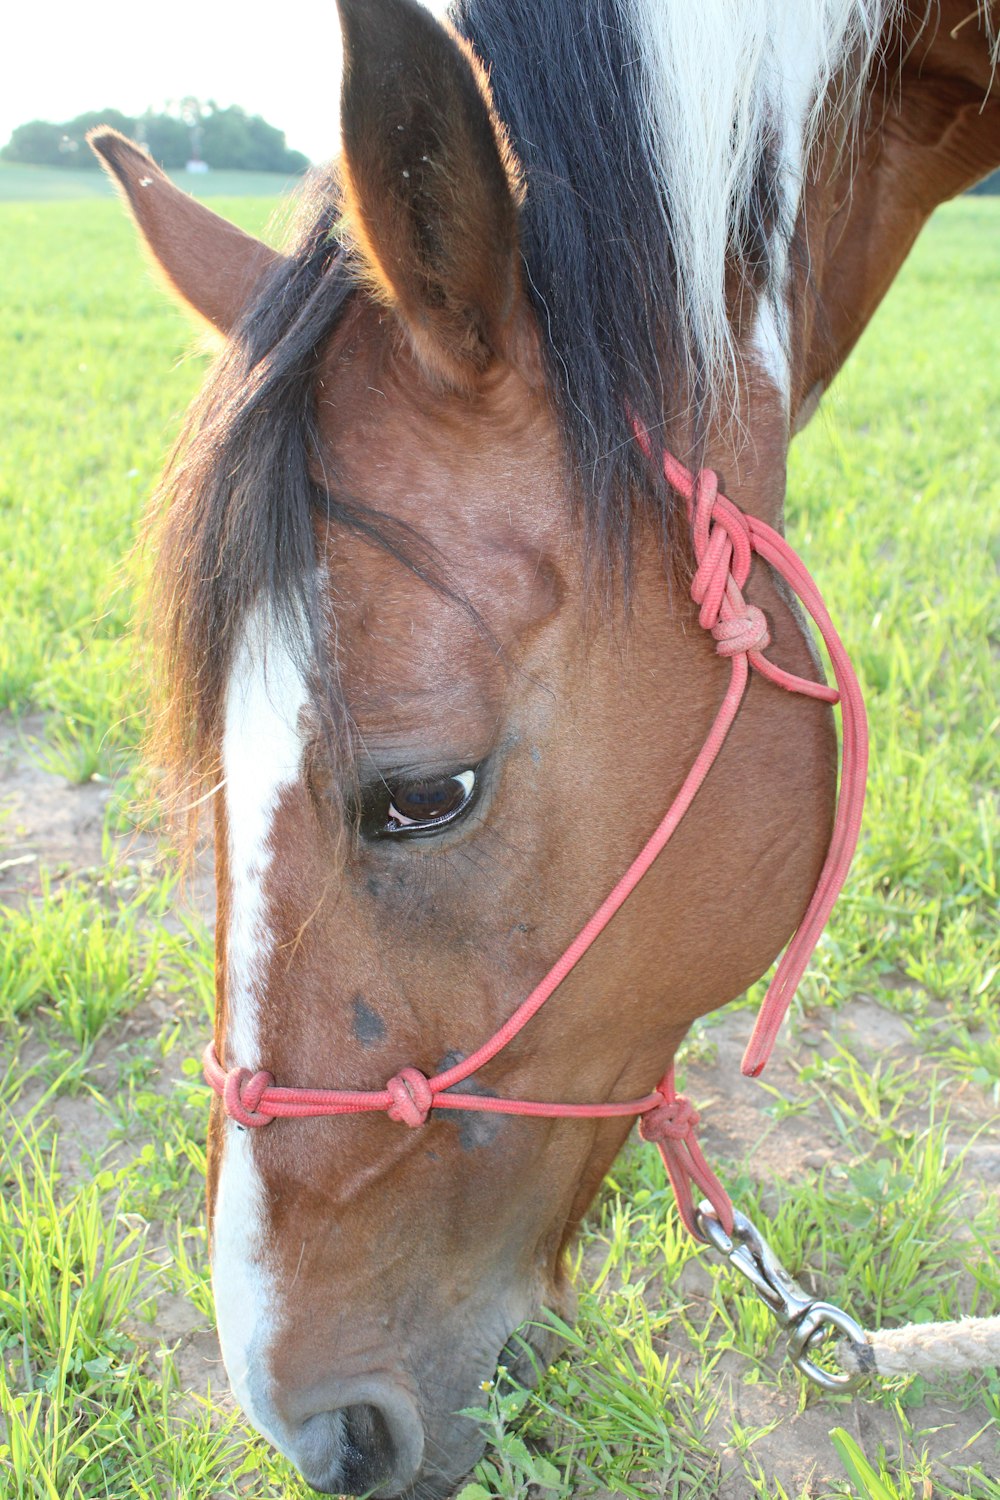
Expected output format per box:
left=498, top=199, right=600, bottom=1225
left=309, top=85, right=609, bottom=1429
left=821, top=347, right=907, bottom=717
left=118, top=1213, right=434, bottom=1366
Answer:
left=696, top=1201, right=870, bottom=1392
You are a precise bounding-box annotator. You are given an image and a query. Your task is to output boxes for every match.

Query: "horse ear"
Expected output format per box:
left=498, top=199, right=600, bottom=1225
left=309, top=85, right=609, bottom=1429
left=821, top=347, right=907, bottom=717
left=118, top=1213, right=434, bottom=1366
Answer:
left=336, top=0, right=524, bottom=385
left=88, top=128, right=284, bottom=334
left=795, top=4, right=999, bottom=417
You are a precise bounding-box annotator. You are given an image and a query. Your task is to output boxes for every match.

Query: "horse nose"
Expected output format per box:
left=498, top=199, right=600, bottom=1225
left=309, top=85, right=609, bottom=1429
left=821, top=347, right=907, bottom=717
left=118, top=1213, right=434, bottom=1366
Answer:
left=289, top=1386, right=424, bottom=1497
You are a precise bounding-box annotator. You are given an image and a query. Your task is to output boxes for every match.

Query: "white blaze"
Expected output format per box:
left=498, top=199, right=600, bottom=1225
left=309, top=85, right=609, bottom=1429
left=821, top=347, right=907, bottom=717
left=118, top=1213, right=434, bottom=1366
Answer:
left=212, top=601, right=311, bottom=1442
left=222, top=604, right=311, bottom=1066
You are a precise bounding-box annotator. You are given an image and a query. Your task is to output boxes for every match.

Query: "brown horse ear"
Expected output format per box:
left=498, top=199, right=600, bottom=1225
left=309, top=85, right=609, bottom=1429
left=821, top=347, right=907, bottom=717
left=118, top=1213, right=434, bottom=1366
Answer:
left=88, top=128, right=284, bottom=334
left=335, top=0, right=524, bottom=386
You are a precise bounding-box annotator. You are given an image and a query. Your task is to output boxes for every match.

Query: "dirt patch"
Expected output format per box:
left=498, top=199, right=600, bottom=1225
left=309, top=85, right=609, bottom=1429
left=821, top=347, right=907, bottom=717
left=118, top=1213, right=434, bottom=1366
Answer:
left=2, top=713, right=224, bottom=1401
left=13, top=993, right=195, bottom=1179
left=710, top=1377, right=998, bottom=1497
left=0, top=711, right=214, bottom=924
left=0, top=713, right=114, bottom=901
left=169, top=1325, right=229, bottom=1403
left=134, top=1291, right=227, bottom=1413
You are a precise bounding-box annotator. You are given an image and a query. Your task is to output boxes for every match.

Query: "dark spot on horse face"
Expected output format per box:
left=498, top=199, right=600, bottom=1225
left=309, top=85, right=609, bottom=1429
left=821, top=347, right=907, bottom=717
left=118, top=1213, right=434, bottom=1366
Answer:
left=363, top=870, right=408, bottom=900
left=352, top=995, right=387, bottom=1047
left=437, top=1050, right=504, bottom=1151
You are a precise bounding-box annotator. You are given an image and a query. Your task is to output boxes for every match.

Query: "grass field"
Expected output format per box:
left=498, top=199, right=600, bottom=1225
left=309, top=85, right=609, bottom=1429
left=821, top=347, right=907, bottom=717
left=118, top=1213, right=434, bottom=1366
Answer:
left=0, top=161, right=308, bottom=201
left=0, top=193, right=997, bottom=1499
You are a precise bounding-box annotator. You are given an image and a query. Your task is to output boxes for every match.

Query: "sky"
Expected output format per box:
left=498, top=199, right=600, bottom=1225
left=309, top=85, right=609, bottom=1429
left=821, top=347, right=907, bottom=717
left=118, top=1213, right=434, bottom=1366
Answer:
left=4, top=0, right=450, bottom=166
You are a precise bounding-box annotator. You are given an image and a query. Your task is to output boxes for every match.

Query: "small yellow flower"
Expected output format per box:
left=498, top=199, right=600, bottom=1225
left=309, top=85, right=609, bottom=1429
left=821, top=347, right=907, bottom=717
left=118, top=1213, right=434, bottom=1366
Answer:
left=479, top=1379, right=493, bottom=1392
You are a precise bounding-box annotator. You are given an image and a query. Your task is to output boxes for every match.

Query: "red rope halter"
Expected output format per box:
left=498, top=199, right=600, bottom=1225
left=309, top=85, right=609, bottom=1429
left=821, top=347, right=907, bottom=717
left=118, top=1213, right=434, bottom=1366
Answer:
left=204, top=442, right=869, bottom=1239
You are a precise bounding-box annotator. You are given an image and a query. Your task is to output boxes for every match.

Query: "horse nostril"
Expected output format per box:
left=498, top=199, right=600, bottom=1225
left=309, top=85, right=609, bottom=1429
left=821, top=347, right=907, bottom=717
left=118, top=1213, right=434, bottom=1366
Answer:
left=341, top=1403, right=393, bottom=1491
left=292, top=1392, right=424, bottom=1497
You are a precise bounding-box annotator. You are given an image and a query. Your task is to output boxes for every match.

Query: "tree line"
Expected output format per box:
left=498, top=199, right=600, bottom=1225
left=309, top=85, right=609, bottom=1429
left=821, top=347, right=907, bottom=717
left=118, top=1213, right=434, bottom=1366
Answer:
left=2, top=102, right=309, bottom=174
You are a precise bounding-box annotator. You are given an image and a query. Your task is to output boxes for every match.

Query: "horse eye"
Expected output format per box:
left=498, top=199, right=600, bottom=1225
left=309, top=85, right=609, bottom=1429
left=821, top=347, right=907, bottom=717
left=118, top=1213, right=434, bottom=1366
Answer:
left=366, top=769, right=477, bottom=839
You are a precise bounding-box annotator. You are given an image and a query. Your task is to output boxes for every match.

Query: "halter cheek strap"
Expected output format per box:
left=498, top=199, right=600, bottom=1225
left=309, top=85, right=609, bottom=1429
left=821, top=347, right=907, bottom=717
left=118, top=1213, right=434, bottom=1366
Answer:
left=204, top=441, right=869, bottom=1241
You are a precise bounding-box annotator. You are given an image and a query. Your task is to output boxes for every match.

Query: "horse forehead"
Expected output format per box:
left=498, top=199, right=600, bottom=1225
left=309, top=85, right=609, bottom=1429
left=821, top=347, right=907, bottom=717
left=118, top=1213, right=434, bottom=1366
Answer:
left=322, top=533, right=562, bottom=761
left=316, top=306, right=561, bottom=535
left=313, top=322, right=568, bottom=667
left=323, top=505, right=562, bottom=635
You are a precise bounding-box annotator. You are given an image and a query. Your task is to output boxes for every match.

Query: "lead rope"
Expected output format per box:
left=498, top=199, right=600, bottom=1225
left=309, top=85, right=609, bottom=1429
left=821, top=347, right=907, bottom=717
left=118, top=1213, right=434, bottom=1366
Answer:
left=205, top=442, right=876, bottom=1385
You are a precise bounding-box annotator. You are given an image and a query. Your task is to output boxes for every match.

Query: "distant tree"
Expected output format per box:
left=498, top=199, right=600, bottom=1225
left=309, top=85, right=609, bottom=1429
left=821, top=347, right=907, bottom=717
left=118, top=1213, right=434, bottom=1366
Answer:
left=201, top=104, right=308, bottom=173
left=2, top=120, right=64, bottom=167
left=58, top=108, right=137, bottom=144
left=138, top=111, right=190, bottom=170
left=3, top=110, right=135, bottom=168
left=1, top=103, right=309, bottom=172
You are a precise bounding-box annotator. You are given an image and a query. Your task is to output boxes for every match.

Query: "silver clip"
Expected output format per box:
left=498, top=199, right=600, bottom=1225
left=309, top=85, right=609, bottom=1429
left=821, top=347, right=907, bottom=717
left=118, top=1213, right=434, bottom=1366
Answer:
left=696, top=1201, right=870, bottom=1392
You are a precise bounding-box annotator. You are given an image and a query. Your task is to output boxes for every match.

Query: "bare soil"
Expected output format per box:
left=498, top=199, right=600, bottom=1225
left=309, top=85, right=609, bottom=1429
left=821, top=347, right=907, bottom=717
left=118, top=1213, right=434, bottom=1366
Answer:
left=0, top=713, right=115, bottom=905
left=1, top=715, right=224, bottom=1402
left=0, top=712, right=214, bottom=922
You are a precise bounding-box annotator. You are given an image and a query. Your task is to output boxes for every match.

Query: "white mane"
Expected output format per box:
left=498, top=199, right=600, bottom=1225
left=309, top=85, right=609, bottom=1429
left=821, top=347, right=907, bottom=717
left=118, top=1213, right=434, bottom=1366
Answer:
left=620, top=0, right=903, bottom=395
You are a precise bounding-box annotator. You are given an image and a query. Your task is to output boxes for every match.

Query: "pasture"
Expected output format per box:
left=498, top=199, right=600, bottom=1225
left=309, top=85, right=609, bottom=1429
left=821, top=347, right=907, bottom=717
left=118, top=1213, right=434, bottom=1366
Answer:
left=0, top=162, right=306, bottom=202
left=0, top=191, right=997, bottom=1498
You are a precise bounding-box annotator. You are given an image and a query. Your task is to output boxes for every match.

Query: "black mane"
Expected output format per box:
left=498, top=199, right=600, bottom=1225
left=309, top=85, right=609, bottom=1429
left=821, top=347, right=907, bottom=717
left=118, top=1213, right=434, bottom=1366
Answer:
left=452, top=0, right=685, bottom=548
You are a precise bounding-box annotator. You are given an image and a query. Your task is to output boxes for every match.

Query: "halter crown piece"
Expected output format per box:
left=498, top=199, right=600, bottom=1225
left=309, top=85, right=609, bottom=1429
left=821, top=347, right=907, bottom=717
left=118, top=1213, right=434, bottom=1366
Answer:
left=204, top=434, right=869, bottom=1241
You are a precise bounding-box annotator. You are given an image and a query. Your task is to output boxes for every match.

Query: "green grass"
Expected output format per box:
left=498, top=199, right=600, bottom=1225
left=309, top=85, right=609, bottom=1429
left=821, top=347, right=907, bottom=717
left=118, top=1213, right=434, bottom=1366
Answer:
left=0, top=193, right=997, bottom=1497
left=0, top=195, right=288, bottom=761
left=0, top=161, right=308, bottom=201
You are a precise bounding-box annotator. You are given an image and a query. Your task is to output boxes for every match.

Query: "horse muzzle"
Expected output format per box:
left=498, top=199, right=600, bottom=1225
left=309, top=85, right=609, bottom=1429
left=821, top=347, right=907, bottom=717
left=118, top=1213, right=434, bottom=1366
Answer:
left=274, top=1377, right=426, bottom=1497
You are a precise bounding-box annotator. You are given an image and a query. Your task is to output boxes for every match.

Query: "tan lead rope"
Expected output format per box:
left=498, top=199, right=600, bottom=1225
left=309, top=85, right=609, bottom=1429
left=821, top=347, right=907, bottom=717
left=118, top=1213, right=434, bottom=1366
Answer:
left=838, top=1315, right=1000, bottom=1379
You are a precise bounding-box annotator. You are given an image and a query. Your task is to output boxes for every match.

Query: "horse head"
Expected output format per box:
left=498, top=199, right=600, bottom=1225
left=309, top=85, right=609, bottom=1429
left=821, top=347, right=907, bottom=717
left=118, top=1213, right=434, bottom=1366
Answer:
left=92, top=0, right=999, bottom=1493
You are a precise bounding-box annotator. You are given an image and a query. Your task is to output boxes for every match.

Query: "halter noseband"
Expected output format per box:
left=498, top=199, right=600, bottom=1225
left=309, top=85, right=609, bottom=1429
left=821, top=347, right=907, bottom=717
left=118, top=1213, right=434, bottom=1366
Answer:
left=204, top=437, right=868, bottom=1240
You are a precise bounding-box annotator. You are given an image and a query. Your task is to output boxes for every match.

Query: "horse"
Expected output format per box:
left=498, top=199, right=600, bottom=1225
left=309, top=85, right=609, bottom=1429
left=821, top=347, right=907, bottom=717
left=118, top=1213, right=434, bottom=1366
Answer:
left=90, top=1, right=999, bottom=1494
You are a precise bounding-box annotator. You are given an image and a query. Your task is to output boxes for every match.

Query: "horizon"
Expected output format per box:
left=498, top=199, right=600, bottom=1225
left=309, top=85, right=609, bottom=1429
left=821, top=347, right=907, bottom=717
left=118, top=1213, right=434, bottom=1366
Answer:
left=6, top=0, right=450, bottom=168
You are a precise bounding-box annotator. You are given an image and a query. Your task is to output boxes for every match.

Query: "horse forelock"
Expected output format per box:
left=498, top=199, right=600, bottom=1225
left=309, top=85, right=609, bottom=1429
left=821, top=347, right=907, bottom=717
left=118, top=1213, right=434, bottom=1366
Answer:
left=142, top=178, right=355, bottom=824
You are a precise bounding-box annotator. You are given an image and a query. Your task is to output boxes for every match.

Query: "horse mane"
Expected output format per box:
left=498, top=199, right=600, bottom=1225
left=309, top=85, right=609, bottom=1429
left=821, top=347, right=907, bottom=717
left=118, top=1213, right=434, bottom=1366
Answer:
left=144, top=0, right=900, bottom=823
left=450, top=0, right=901, bottom=477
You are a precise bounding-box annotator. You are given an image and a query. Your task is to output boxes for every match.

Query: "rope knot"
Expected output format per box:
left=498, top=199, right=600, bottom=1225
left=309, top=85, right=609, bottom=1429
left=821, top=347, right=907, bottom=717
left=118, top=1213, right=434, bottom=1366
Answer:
left=688, top=476, right=756, bottom=640
left=711, top=603, right=770, bottom=657
left=223, top=1066, right=275, bottom=1128
left=639, top=1092, right=700, bottom=1144
left=386, top=1067, right=434, bottom=1128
